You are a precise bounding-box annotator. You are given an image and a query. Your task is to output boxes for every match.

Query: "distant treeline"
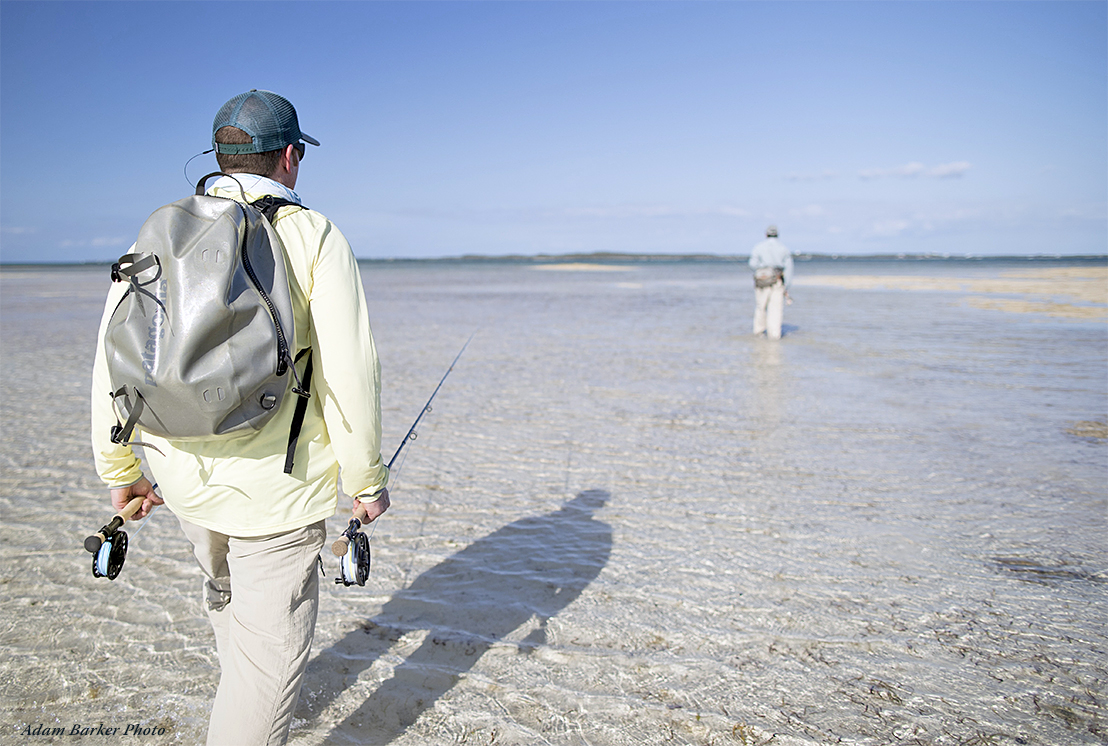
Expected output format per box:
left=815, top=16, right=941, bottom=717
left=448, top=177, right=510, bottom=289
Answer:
left=354, top=252, right=1108, bottom=266
left=3, top=253, right=1105, bottom=270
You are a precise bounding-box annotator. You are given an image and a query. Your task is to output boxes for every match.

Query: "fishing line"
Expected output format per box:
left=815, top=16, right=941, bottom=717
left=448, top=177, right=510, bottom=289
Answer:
left=130, top=506, right=160, bottom=539
left=130, top=489, right=161, bottom=541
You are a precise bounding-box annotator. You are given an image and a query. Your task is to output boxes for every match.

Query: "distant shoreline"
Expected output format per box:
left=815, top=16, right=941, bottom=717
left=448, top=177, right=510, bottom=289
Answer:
left=2, top=252, right=1106, bottom=270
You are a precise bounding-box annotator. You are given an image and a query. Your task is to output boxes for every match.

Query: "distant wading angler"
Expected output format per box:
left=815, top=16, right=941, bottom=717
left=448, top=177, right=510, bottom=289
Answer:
left=748, top=225, right=794, bottom=339
left=91, top=90, right=391, bottom=745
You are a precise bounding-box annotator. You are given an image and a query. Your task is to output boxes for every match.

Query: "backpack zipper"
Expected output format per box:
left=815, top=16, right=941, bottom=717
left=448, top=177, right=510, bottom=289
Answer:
left=237, top=202, right=290, bottom=377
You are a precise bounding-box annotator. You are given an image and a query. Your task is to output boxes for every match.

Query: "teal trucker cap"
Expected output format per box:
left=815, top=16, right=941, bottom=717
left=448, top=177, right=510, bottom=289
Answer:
left=212, top=90, right=320, bottom=155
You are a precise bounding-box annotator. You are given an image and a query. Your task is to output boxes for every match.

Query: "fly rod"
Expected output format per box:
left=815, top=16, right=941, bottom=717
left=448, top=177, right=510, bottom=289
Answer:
left=331, top=334, right=474, bottom=584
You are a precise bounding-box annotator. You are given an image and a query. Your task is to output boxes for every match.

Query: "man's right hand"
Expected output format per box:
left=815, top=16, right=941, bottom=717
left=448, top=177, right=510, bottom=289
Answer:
left=110, top=476, right=163, bottom=520
left=353, top=488, right=390, bottom=523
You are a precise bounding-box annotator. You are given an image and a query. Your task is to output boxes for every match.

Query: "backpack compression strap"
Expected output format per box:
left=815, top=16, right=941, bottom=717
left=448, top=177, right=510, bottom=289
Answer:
left=111, top=253, right=166, bottom=318
left=284, top=349, right=313, bottom=474
left=109, top=386, right=165, bottom=457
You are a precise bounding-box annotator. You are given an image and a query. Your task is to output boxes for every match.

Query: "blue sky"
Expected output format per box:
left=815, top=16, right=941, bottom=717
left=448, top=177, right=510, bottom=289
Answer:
left=1, top=1, right=1105, bottom=262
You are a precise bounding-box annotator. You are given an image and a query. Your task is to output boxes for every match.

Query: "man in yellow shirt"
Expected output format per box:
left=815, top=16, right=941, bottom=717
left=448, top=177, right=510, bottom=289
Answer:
left=91, top=90, right=390, bottom=745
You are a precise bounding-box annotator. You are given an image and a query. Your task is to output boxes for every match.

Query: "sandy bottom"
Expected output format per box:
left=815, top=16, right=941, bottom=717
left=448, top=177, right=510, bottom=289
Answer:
left=794, top=265, right=1108, bottom=320
left=1, top=258, right=1105, bottom=745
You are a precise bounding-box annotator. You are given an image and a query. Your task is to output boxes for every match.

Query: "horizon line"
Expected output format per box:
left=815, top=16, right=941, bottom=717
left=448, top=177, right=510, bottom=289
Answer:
left=2, top=251, right=1106, bottom=269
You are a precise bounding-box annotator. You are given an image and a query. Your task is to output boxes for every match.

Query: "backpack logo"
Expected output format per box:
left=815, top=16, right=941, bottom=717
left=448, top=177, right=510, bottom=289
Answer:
left=141, top=276, right=168, bottom=387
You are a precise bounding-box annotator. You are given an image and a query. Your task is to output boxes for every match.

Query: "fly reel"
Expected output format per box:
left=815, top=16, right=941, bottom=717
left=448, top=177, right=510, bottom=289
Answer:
left=337, top=530, right=370, bottom=586
left=84, top=496, right=145, bottom=581
left=92, top=529, right=129, bottom=580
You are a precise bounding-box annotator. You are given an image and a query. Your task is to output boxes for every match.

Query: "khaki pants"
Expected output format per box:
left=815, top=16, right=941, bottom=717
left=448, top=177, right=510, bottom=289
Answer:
left=753, top=281, right=786, bottom=340
left=178, top=517, right=326, bottom=746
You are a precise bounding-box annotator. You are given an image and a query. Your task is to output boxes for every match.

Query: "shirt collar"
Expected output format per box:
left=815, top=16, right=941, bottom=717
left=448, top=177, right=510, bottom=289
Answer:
left=209, top=173, right=302, bottom=205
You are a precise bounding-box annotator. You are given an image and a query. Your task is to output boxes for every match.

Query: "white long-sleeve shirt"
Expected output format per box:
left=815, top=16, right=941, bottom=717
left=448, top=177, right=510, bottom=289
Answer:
left=91, top=176, right=388, bottom=536
left=748, top=237, right=794, bottom=288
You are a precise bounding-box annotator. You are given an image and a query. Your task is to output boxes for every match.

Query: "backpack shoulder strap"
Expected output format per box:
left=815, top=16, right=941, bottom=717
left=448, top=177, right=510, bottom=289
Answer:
left=246, top=196, right=313, bottom=474
left=249, top=196, right=310, bottom=224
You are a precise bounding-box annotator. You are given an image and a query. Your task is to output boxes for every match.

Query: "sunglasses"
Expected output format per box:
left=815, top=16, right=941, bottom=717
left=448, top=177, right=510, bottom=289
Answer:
left=292, top=142, right=306, bottom=162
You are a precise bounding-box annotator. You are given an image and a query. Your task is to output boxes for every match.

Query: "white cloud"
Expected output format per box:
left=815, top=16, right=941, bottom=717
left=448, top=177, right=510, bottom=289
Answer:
left=859, top=161, right=971, bottom=180
left=897, top=162, right=927, bottom=177
left=715, top=206, right=750, bottom=218
left=59, top=236, right=128, bottom=249
left=790, top=204, right=828, bottom=218
left=371, top=204, right=754, bottom=225
left=927, top=161, right=972, bottom=179
left=858, top=201, right=1002, bottom=240
left=860, top=162, right=923, bottom=179
left=868, top=219, right=912, bottom=237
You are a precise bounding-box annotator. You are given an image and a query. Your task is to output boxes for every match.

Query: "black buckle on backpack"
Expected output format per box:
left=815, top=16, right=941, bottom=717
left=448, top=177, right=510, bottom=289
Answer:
left=289, top=348, right=313, bottom=399
left=107, top=387, right=166, bottom=457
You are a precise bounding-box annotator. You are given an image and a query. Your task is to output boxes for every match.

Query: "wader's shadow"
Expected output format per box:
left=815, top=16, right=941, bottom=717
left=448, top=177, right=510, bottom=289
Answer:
left=301, top=489, right=612, bottom=743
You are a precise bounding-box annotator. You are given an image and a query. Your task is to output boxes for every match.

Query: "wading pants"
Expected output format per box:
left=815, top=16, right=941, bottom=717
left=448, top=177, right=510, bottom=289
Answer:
left=753, top=280, right=786, bottom=340
left=178, top=517, right=326, bottom=746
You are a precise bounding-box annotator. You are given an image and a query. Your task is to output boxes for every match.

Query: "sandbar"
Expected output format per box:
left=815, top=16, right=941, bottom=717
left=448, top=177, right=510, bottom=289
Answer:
left=794, top=265, right=1108, bottom=320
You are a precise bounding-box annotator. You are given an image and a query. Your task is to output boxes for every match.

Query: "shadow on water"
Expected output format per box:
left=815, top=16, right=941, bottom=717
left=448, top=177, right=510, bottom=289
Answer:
left=300, top=489, right=613, bottom=743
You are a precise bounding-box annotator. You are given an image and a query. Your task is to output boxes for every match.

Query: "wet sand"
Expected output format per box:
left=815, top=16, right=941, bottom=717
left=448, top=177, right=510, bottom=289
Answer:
left=1, top=258, right=1105, bottom=744
left=795, top=265, right=1108, bottom=320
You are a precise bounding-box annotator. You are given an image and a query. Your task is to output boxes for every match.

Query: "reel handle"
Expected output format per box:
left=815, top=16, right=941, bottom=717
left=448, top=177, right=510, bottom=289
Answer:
left=84, top=496, right=144, bottom=554
left=331, top=518, right=363, bottom=556
left=330, top=502, right=369, bottom=556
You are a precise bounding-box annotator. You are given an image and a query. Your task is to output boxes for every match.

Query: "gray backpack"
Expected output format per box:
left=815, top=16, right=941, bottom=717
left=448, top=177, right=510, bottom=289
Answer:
left=104, top=172, right=312, bottom=474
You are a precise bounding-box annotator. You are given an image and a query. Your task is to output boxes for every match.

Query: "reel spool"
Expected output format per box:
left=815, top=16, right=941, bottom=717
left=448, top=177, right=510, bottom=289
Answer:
left=92, top=530, right=129, bottom=580
left=336, top=531, right=370, bottom=586
left=85, top=496, right=145, bottom=581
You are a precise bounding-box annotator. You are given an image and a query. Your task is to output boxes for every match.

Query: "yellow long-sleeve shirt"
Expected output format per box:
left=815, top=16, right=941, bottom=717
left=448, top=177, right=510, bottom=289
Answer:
left=91, top=180, right=388, bottom=536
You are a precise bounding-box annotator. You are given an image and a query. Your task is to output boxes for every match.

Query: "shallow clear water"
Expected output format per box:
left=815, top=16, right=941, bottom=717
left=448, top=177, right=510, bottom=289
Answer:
left=1, top=258, right=1105, bottom=744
